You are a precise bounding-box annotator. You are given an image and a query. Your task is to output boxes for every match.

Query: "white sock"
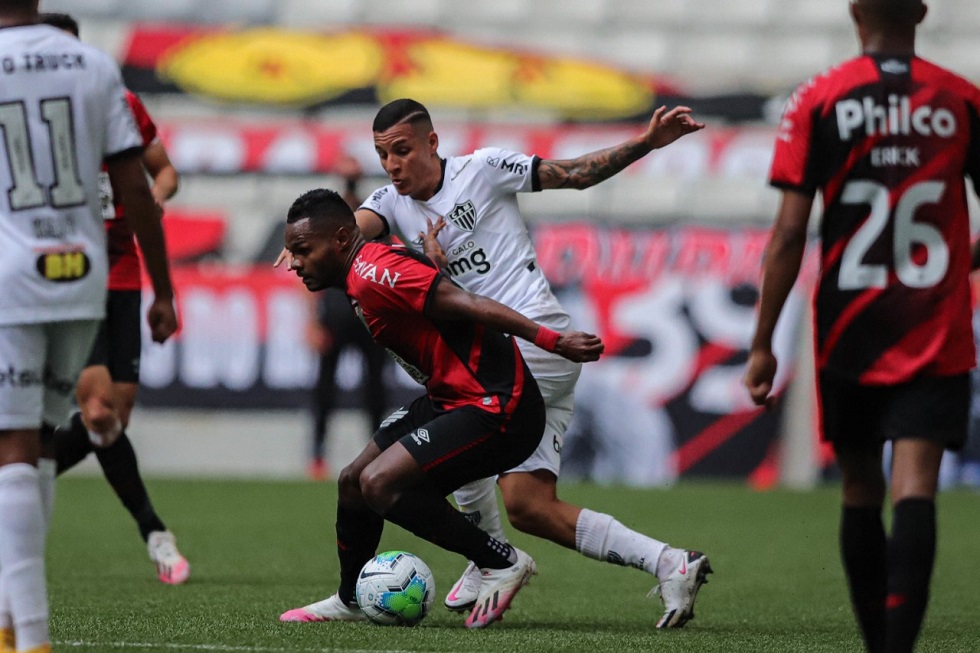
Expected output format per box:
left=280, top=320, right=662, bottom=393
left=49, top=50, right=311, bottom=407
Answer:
left=575, top=508, right=668, bottom=576
left=452, top=477, right=508, bottom=543
left=36, top=458, right=56, bottom=535
left=0, top=464, right=50, bottom=650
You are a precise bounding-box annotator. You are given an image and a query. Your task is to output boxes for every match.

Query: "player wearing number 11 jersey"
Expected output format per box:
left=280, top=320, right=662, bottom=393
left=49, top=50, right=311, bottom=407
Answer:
left=745, top=1, right=980, bottom=651
left=0, top=3, right=175, bottom=651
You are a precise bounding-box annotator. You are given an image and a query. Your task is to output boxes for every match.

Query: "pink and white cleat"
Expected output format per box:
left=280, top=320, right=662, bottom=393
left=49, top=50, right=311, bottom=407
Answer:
left=147, top=530, right=190, bottom=585
left=464, top=548, right=536, bottom=629
left=444, top=561, right=481, bottom=612
left=279, top=594, right=367, bottom=623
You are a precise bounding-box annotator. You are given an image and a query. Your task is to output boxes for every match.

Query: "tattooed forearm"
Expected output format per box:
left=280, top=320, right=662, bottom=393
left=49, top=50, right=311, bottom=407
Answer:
left=537, top=138, right=651, bottom=190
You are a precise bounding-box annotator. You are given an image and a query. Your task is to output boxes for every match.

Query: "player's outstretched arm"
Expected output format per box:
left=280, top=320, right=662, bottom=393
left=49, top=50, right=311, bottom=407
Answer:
left=108, top=153, right=178, bottom=343
left=537, top=105, right=704, bottom=191
left=744, top=190, right=813, bottom=408
left=426, top=277, right=604, bottom=363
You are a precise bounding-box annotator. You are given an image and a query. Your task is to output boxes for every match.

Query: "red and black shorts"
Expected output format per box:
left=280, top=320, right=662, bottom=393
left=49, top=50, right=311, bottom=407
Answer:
left=819, top=371, right=970, bottom=452
left=86, top=290, right=142, bottom=384
left=373, top=373, right=545, bottom=495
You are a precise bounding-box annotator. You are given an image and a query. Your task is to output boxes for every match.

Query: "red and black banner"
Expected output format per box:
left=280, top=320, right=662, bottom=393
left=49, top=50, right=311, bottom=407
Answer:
left=121, top=24, right=774, bottom=123
left=137, top=223, right=812, bottom=482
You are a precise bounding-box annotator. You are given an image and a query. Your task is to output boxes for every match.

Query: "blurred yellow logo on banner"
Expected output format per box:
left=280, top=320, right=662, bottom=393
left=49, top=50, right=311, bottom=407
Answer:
left=156, top=29, right=655, bottom=118
left=159, top=30, right=382, bottom=106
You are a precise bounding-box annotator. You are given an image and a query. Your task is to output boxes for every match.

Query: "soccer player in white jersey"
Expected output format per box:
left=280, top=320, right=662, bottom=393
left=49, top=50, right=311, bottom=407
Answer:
left=0, top=3, right=177, bottom=651
left=278, top=98, right=713, bottom=628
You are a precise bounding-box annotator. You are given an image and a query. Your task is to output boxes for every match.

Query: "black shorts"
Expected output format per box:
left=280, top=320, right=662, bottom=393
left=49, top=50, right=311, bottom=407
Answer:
left=818, top=371, right=970, bottom=451
left=86, top=290, right=142, bottom=384
left=373, top=375, right=545, bottom=495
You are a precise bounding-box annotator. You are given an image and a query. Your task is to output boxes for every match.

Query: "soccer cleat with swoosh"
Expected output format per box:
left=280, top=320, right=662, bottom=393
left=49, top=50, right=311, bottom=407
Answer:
left=650, top=550, right=712, bottom=628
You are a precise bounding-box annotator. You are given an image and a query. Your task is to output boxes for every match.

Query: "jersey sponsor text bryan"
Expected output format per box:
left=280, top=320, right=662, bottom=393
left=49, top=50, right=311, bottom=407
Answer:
left=352, top=256, right=401, bottom=288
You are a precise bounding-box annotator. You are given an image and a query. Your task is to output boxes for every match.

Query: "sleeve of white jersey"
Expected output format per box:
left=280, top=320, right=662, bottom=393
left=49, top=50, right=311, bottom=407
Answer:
left=475, top=147, right=538, bottom=194
left=94, top=50, right=142, bottom=159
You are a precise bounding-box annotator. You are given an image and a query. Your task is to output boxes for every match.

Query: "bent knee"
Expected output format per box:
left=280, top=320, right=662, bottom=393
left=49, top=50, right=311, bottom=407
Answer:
left=337, top=464, right=362, bottom=503
left=82, top=398, right=118, bottom=435
left=502, top=495, right=557, bottom=535
left=357, top=467, right=395, bottom=512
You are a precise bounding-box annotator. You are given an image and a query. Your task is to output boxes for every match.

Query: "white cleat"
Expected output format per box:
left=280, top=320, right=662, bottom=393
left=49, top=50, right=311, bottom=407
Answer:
left=465, top=548, right=536, bottom=629
left=147, top=530, right=190, bottom=585
left=444, top=561, right=482, bottom=612
left=279, top=593, right=367, bottom=623
left=650, top=549, right=712, bottom=628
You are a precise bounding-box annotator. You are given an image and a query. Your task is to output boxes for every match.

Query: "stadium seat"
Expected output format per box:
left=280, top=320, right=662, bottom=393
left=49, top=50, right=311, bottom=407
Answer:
left=770, top=0, right=849, bottom=30
left=682, top=178, right=768, bottom=221
left=671, top=33, right=758, bottom=89
left=605, top=0, right=693, bottom=29
left=75, top=18, right=129, bottom=58
left=358, top=0, right=446, bottom=27
left=39, top=0, right=123, bottom=18
left=518, top=187, right=606, bottom=223
left=604, top=178, right=684, bottom=222
left=277, top=0, right=361, bottom=28
left=598, top=28, right=674, bottom=74
left=523, top=0, right=610, bottom=28
left=443, top=0, right=529, bottom=28
left=690, top=0, right=774, bottom=28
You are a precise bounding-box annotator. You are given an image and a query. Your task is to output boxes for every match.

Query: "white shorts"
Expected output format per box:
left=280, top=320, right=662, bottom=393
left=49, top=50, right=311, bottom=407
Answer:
left=506, top=340, right=582, bottom=477
left=0, top=320, right=100, bottom=430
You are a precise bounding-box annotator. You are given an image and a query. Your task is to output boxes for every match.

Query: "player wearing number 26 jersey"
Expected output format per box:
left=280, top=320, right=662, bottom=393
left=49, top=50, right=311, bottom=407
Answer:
left=769, top=53, right=980, bottom=384
left=747, top=3, right=980, bottom=651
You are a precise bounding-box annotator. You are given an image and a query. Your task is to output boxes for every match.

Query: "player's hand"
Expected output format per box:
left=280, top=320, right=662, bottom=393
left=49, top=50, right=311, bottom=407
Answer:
left=420, top=217, right=448, bottom=268
left=146, top=296, right=178, bottom=344
left=335, top=153, right=363, bottom=180
left=274, top=246, right=293, bottom=269
left=744, top=349, right=778, bottom=409
left=554, top=331, right=604, bottom=363
left=644, top=105, right=705, bottom=150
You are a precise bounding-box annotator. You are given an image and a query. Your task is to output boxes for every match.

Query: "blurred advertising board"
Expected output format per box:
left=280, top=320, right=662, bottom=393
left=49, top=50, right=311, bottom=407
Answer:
left=139, top=223, right=808, bottom=482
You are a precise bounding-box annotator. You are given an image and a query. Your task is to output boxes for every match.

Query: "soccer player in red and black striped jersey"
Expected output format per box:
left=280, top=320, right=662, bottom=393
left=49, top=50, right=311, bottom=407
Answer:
left=745, top=1, right=980, bottom=651
left=279, top=188, right=603, bottom=628
left=37, top=12, right=190, bottom=587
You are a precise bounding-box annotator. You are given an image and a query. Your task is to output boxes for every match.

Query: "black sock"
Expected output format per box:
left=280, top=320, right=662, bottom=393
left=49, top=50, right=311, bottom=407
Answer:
left=840, top=506, right=886, bottom=653
left=336, top=504, right=385, bottom=605
left=94, top=432, right=166, bottom=541
left=383, top=489, right=513, bottom=570
left=885, top=498, right=936, bottom=653
left=54, top=412, right=95, bottom=475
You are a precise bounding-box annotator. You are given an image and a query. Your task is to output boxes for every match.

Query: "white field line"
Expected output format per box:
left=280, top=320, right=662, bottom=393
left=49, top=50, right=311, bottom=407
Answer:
left=55, top=641, right=444, bottom=653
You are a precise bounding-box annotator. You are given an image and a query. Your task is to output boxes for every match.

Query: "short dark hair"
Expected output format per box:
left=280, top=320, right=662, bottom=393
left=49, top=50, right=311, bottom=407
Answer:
left=373, top=98, right=433, bottom=133
left=853, top=0, right=926, bottom=27
left=39, top=12, right=79, bottom=36
left=286, top=188, right=354, bottom=229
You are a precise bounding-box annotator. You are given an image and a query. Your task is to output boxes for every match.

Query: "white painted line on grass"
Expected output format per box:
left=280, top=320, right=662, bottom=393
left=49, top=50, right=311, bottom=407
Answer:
left=56, top=642, right=435, bottom=653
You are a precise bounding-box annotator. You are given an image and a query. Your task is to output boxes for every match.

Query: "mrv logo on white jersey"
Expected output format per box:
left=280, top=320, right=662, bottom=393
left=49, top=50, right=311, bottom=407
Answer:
left=836, top=95, right=956, bottom=140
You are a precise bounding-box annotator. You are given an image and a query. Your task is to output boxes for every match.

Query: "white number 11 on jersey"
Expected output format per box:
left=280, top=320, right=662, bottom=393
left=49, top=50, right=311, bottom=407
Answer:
left=0, top=98, right=86, bottom=211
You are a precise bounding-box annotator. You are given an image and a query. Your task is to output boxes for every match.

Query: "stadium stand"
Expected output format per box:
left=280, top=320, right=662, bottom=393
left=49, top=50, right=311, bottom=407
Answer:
left=39, top=0, right=980, bottom=261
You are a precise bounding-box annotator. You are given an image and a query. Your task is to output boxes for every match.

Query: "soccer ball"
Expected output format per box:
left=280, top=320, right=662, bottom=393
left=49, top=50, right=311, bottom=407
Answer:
left=355, top=551, right=435, bottom=626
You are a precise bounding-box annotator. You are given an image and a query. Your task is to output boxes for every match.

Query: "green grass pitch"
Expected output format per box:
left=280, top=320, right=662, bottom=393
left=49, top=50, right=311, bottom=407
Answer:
left=47, top=477, right=979, bottom=652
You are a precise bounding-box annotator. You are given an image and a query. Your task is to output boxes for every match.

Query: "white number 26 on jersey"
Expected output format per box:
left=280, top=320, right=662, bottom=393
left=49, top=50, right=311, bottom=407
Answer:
left=0, top=98, right=86, bottom=211
left=838, top=180, right=948, bottom=290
